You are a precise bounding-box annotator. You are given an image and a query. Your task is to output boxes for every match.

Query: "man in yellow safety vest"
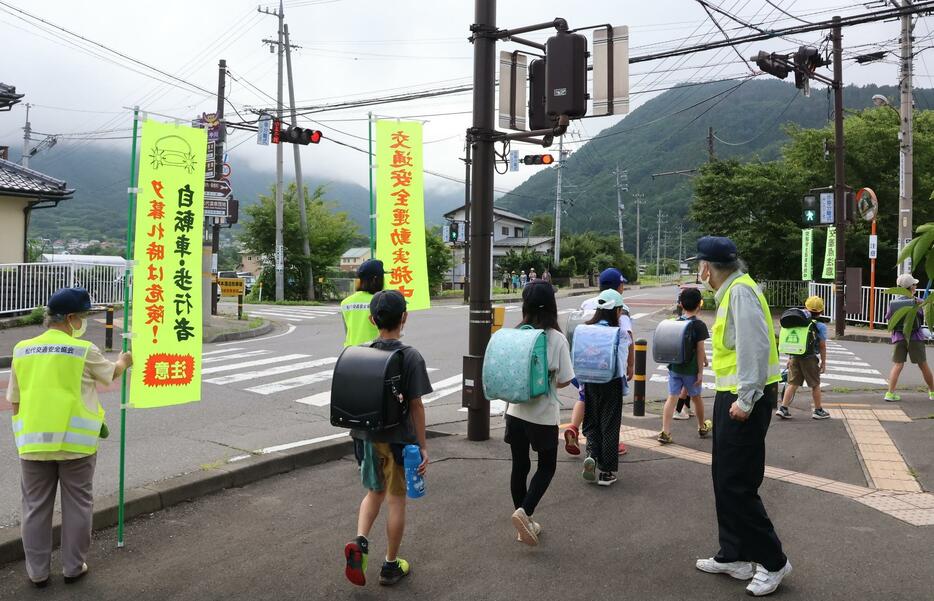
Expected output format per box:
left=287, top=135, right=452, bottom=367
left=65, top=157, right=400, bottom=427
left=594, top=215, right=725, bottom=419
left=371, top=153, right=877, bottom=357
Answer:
left=688, top=237, right=791, bottom=597
left=341, top=259, right=385, bottom=347
left=7, top=288, right=132, bottom=587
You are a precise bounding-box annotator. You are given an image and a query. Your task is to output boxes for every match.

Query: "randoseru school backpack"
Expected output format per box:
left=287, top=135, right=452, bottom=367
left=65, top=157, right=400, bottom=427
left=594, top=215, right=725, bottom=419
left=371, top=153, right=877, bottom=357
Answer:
left=565, top=309, right=591, bottom=349
left=330, top=344, right=406, bottom=431
left=482, top=324, right=549, bottom=403
left=653, top=317, right=694, bottom=364
left=572, top=323, right=620, bottom=384
left=778, top=308, right=816, bottom=356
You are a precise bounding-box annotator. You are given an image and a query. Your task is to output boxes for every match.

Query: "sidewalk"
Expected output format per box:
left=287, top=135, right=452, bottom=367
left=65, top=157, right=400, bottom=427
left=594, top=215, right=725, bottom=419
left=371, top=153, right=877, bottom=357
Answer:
left=0, top=394, right=932, bottom=599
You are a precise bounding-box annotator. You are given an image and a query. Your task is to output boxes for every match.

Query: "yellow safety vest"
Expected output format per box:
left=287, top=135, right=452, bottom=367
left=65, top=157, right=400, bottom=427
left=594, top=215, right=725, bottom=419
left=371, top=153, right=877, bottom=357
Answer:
left=341, top=290, right=378, bottom=347
left=711, top=273, right=782, bottom=393
left=11, top=329, right=104, bottom=457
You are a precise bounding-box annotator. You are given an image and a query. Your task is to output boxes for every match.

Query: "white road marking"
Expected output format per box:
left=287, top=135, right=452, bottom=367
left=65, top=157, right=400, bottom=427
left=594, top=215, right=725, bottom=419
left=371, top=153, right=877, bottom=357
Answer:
left=205, top=357, right=337, bottom=384
left=245, top=369, right=334, bottom=395
left=202, top=350, right=270, bottom=364
left=824, top=359, right=871, bottom=367
left=202, top=354, right=312, bottom=376
left=457, top=399, right=506, bottom=415
left=294, top=391, right=332, bottom=407
left=816, top=372, right=888, bottom=385
left=246, top=311, right=304, bottom=321
left=227, top=432, right=349, bottom=462
left=217, top=323, right=297, bottom=346
left=558, top=309, right=574, bottom=315
left=202, top=347, right=245, bottom=356
left=445, top=304, right=468, bottom=309
left=630, top=313, right=649, bottom=320
left=297, top=372, right=455, bottom=407
left=824, top=365, right=883, bottom=375
left=422, top=375, right=464, bottom=404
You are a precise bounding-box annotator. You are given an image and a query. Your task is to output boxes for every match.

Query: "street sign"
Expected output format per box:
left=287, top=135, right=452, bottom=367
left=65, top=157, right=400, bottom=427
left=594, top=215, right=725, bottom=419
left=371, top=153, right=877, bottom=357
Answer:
left=819, top=191, right=834, bottom=225
left=204, top=198, right=228, bottom=217
left=509, top=150, right=519, bottom=172
left=801, top=228, right=813, bottom=281
left=275, top=244, right=284, bottom=272
left=855, top=187, right=879, bottom=222
left=869, top=234, right=878, bottom=259
left=592, top=25, right=630, bottom=116
left=442, top=224, right=450, bottom=243
left=205, top=179, right=232, bottom=198
left=216, top=277, right=244, bottom=297
left=222, top=163, right=232, bottom=178
left=257, top=115, right=272, bottom=146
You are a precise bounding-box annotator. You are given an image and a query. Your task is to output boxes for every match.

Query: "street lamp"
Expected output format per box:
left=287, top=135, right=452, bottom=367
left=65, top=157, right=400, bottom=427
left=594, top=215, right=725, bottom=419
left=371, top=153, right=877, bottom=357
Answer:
left=872, top=94, right=899, bottom=114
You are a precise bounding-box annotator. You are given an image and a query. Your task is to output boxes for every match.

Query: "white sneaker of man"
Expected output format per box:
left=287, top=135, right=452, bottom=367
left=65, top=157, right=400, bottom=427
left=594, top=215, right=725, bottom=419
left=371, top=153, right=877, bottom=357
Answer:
left=745, top=561, right=792, bottom=597
left=673, top=409, right=690, bottom=420
left=695, top=557, right=755, bottom=580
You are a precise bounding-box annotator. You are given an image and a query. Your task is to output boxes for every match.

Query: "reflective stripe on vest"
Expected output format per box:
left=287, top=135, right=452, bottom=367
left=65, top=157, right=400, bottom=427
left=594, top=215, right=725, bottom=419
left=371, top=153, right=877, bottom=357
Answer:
left=340, top=290, right=379, bottom=347
left=711, top=274, right=782, bottom=393
left=10, top=329, right=103, bottom=456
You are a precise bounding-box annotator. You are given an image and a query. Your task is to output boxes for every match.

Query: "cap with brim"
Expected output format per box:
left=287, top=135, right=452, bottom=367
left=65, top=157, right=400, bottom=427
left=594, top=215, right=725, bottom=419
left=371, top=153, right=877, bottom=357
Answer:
left=369, top=289, right=406, bottom=322
left=686, top=236, right=738, bottom=263
left=896, top=273, right=920, bottom=289
left=48, top=287, right=92, bottom=315
left=596, top=288, right=624, bottom=309
left=598, top=268, right=625, bottom=288
left=357, top=259, right=384, bottom=279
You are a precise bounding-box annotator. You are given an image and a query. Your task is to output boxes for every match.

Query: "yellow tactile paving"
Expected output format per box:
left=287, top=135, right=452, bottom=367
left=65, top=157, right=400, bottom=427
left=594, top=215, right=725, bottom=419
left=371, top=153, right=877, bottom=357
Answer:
left=835, top=406, right=923, bottom=493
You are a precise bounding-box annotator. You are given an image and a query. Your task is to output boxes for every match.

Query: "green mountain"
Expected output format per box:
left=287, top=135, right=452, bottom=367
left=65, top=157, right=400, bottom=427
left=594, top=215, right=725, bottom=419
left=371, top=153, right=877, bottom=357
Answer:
left=500, top=79, right=934, bottom=258
left=25, top=145, right=463, bottom=245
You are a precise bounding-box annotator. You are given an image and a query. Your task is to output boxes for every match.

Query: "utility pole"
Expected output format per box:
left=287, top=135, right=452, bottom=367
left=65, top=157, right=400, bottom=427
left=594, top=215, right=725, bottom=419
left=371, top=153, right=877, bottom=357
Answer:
left=259, top=1, right=286, bottom=301
left=634, top=192, right=643, bottom=274
left=707, top=126, right=715, bottom=161
left=21, top=103, right=31, bottom=168
left=832, top=17, right=847, bottom=337
left=678, top=223, right=684, bottom=271
left=656, top=209, right=664, bottom=278
left=284, top=23, right=314, bottom=300
left=897, top=0, right=914, bottom=274
left=615, top=163, right=627, bottom=252
left=210, top=59, right=227, bottom=317
left=553, top=135, right=565, bottom=264
left=462, top=138, right=471, bottom=302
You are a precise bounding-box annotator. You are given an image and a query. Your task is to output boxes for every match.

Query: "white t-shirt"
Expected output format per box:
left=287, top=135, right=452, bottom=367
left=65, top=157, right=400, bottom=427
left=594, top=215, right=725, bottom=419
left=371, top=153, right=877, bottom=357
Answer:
left=505, top=328, right=575, bottom=426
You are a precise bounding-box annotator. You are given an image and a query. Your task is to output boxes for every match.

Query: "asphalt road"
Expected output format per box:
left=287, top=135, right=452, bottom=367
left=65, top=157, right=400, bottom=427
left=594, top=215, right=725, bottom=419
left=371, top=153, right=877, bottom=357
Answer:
left=0, top=284, right=925, bottom=530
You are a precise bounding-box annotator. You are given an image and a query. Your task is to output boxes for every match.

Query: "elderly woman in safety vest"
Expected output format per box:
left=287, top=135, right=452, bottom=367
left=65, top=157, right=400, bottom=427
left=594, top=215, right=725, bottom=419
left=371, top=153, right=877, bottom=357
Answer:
left=7, top=287, right=131, bottom=587
left=689, top=237, right=791, bottom=598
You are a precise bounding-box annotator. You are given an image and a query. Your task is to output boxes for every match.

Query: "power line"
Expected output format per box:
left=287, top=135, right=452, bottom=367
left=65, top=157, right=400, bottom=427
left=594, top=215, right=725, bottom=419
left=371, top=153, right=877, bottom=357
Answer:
left=712, top=88, right=801, bottom=145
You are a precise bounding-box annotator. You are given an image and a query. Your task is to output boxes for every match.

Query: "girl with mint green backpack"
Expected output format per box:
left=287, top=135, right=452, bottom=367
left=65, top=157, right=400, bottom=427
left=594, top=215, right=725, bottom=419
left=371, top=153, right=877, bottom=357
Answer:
left=504, top=281, right=575, bottom=546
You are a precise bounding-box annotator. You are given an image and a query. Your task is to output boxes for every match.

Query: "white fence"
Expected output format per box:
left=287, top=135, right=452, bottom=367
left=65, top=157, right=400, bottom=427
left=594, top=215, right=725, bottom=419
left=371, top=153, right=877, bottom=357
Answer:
left=0, top=262, right=125, bottom=315
left=805, top=282, right=922, bottom=327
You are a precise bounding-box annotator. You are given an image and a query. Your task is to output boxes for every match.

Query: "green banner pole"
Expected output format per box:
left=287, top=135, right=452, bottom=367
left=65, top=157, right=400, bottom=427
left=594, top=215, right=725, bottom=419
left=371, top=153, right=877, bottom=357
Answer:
left=368, top=111, right=375, bottom=256
left=117, top=107, right=140, bottom=547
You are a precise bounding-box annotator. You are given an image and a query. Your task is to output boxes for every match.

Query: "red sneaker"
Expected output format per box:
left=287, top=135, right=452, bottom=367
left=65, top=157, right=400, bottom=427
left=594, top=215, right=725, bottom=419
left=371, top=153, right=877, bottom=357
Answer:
left=618, top=442, right=628, bottom=456
left=563, top=426, right=581, bottom=455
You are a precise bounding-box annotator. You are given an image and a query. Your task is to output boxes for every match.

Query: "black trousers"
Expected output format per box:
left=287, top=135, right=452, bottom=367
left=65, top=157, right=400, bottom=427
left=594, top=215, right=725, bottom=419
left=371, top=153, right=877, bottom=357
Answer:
left=711, top=383, right=786, bottom=571
left=582, top=378, right=623, bottom=473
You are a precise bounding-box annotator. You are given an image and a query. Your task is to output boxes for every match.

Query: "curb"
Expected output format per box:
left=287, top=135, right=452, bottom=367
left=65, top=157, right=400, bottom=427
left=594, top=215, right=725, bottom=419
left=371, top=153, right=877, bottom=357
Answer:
left=204, top=320, right=274, bottom=344
left=0, top=430, right=450, bottom=567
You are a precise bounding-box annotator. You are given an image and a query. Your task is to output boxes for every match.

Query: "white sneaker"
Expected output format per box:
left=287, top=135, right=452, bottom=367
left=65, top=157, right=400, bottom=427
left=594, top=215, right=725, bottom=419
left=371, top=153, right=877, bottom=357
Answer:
left=695, top=557, right=755, bottom=580
left=673, top=409, right=690, bottom=420
left=511, top=508, right=539, bottom=546
left=516, top=519, right=542, bottom=541
left=745, top=561, right=792, bottom=596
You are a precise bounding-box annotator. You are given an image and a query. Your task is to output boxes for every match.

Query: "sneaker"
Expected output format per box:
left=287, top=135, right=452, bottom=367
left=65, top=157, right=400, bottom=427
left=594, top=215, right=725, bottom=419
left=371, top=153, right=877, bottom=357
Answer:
left=775, top=406, right=791, bottom=419
left=812, top=408, right=831, bottom=420
left=884, top=391, right=901, bottom=402
left=511, top=508, right=539, bottom=546
left=63, top=562, right=89, bottom=584
left=745, top=561, right=792, bottom=597
left=581, top=456, right=597, bottom=482
left=344, top=536, right=369, bottom=586
left=517, top=519, right=542, bottom=541
left=378, top=558, right=410, bottom=586
left=695, top=557, right=755, bottom=580
left=657, top=431, right=673, bottom=445
left=563, top=426, right=581, bottom=456
left=929, top=390, right=934, bottom=401
left=597, top=471, right=618, bottom=487
left=673, top=409, right=690, bottom=420
left=618, top=442, right=629, bottom=456
left=698, top=419, right=712, bottom=438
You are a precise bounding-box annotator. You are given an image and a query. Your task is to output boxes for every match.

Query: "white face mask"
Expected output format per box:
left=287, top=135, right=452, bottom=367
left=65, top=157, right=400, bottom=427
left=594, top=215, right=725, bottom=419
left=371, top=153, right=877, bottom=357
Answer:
left=699, top=263, right=713, bottom=291
left=70, top=316, right=87, bottom=339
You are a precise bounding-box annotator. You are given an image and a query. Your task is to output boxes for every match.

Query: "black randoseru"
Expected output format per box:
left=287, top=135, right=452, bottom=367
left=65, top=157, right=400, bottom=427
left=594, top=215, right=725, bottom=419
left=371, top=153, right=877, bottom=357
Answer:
left=330, top=346, right=407, bottom=431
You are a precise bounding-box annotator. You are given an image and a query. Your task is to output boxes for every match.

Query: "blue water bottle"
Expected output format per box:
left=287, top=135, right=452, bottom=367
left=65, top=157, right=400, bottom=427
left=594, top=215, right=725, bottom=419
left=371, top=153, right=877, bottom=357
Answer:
left=403, top=444, right=425, bottom=499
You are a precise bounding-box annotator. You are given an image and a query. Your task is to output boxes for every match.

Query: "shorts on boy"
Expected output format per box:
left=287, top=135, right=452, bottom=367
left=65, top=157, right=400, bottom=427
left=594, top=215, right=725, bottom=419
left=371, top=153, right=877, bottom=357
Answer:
left=787, top=355, right=821, bottom=387
left=668, top=370, right=702, bottom=397
left=893, top=339, right=927, bottom=365
left=354, top=439, right=406, bottom=496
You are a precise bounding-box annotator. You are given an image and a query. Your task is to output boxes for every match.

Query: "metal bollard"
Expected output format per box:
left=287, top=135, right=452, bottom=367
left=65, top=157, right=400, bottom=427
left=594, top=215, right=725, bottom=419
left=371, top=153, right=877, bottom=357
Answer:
left=238, top=294, right=244, bottom=320
left=105, top=305, right=115, bottom=352
left=491, top=306, right=505, bottom=334
left=633, top=338, right=647, bottom=416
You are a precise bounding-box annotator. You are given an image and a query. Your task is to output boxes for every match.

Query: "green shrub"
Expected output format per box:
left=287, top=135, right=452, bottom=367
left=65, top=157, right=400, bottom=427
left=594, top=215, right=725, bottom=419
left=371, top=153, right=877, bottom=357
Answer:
left=18, top=307, right=45, bottom=327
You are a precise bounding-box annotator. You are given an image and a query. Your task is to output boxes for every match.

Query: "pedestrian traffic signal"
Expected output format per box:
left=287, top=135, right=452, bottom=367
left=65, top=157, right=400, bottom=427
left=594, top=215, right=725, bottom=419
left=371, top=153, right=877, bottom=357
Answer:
left=283, top=125, right=323, bottom=145
left=802, top=195, right=819, bottom=226
left=449, top=222, right=460, bottom=242
left=523, top=154, right=554, bottom=165
left=793, top=46, right=822, bottom=90
left=753, top=51, right=791, bottom=80
left=544, top=31, right=589, bottom=119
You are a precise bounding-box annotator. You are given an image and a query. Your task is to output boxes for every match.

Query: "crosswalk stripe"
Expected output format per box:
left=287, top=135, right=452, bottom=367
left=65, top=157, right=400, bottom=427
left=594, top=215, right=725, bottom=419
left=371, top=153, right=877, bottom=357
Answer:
left=247, top=311, right=307, bottom=320
left=202, top=347, right=245, bottom=356
left=422, top=375, right=463, bottom=404
left=202, top=354, right=312, bottom=376
left=205, top=357, right=336, bottom=384
left=630, top=313, right=649, bottom=320
left=824, top=359, right=871, bottom=367
left=246, top=369, right=334, bottom=395
left=203, top=350, right=270, bottom=364
left=294, top=391, right=332, bottom=406
left=825, top=365, right=882, bottom=375
left=445, top=304, right=468, bottom=309
left=296, top=373, right=459, bottom=407
left=817, top=372, right=888, bottom=385
left=458, top=399, right=506, bottom=415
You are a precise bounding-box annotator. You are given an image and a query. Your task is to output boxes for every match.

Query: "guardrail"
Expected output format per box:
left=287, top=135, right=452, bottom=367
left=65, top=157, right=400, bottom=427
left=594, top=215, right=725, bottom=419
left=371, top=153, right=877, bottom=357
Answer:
left=0, top=262, right=125, bottom=315
left=807, top=281, right=923, bottom=327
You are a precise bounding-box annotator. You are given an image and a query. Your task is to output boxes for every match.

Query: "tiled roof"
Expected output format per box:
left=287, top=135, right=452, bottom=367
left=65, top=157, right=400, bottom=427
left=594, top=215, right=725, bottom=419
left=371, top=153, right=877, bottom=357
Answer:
left=0, top=158, right=73, bottom=199
left=443, top=204, right=534, bottom=224
left=341, top=247, right=371, bottom=259
left=494, top=236, right=553, bottom=248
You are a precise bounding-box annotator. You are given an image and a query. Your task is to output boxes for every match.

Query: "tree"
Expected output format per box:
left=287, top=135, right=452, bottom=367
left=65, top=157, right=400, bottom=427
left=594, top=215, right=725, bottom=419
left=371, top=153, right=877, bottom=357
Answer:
left=425, top=228, right=453, bottom=293
left=530, top=213, right=554, bottom=236
left=240, top=183, right=358, bottom=299
left=497, top=247, right=548, bottom=278
left=558, top=232, right=637, bottom=281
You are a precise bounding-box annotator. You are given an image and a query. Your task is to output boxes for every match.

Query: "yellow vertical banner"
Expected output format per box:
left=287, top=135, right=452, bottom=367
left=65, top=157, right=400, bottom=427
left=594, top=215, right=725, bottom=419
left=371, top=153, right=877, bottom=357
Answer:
left=130, top=120, right=206, bottom=408
left=375, top=120, right=430, bottom=310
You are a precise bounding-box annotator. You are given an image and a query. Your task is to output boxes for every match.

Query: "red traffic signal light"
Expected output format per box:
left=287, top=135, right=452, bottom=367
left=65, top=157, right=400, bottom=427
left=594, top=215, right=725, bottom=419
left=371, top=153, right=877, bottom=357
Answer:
left=283, top=125, right=323, bottom=145
left=522, top=154, right=554, bottom=166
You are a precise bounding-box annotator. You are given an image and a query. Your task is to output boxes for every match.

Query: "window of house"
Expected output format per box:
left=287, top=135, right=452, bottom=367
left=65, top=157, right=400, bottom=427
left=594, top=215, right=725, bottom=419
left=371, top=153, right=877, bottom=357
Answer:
left=501, top=226, right=509, bottom=236
left=514, top=227, right=524, bottom=237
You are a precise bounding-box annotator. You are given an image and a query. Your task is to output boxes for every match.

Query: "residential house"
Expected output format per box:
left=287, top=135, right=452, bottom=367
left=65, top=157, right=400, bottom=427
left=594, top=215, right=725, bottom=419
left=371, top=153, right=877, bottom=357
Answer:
left=237, top=250, right=264, bottom=276
left=0, top=158, right=73, bottom=263
left=340, top=247, right=371, bottom=273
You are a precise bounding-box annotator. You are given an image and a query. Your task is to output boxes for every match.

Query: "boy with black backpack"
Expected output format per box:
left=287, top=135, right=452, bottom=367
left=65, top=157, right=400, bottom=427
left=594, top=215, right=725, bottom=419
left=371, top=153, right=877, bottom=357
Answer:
left=776, top=295, right=830, bottom=420
left=343, top=290, right=431, bottom=587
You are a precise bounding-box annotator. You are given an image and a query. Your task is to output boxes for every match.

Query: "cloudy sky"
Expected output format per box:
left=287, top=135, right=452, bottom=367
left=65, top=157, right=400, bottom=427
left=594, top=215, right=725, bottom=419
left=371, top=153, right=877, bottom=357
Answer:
left=1, top=0, right=928, bottom=195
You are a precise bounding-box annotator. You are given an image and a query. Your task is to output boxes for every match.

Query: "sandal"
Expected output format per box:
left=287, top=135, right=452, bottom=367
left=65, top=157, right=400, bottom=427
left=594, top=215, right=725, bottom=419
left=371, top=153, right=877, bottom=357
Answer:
left=564, top=425, right=581, bottom=455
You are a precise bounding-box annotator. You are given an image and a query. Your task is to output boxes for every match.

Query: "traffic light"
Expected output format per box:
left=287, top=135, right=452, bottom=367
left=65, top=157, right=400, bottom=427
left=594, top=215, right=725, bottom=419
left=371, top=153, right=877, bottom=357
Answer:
left=802, top=194, right=819, bottom=227
left=753, top=51, right=791, bottom=80
left=793, top=46, right=822, bottom=90
left=528, top=58, right=551, bottom=130
left=449, top=222, right=460, bottom=242
left=283, top=125, right=322, bottom=145
left=522, top=154, right=554, bottom=166
left=544, top=32, right=589, bottom=119
left=271, top=119, right=281, bottom=144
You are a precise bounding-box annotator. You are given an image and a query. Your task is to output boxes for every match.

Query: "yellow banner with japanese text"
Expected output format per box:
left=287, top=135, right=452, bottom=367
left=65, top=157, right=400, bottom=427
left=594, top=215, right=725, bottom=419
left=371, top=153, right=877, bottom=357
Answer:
left=129, top=120, right=206, bottom=408
left=375, top=120, right=430, bottom=311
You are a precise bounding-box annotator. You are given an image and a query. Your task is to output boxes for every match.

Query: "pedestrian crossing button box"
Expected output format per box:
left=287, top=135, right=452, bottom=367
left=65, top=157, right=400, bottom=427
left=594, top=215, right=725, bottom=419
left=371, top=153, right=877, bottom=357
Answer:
left=330, top=346, right=405, bottom=432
